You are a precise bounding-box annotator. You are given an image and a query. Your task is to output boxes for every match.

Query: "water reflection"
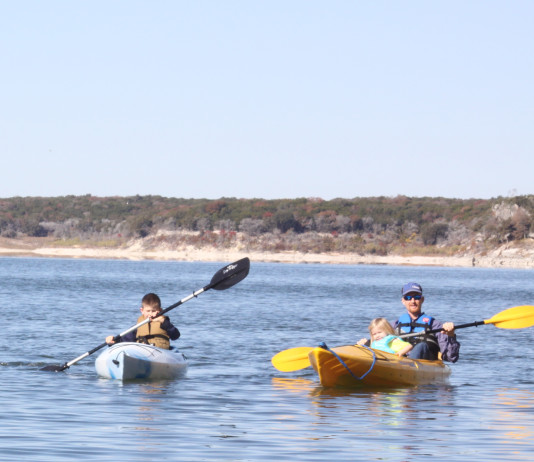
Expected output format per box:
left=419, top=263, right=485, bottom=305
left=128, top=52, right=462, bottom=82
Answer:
left=269, top=377, right=463, bottom=460
left=270, top=377, right=534, bottom=459
left=271, top=377, right=456, bottom=428
left=490, top=388, right=534, bottom=446
left=93, top=381, right=175, bottom=432
left=271, top=377, right=317, bottom=394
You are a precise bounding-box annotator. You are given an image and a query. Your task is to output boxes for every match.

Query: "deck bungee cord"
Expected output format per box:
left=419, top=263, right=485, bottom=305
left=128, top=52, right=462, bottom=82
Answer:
left=318, top=342, right=377, bottom=381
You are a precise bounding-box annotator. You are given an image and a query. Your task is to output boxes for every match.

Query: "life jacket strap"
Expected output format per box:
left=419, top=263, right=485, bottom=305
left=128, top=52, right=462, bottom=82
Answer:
left=137, top=334, right=169, bottom=344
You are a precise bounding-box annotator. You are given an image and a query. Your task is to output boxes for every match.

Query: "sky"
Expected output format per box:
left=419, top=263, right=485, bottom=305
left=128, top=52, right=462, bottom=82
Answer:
left=1, top=1, right=533, bottom=200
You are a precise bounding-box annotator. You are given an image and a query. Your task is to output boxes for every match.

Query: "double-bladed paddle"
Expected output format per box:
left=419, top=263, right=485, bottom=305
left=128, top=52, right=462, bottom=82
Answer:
left=271, top=305, right=534, bottom=372
left=41, top=257, right=250, bottom=372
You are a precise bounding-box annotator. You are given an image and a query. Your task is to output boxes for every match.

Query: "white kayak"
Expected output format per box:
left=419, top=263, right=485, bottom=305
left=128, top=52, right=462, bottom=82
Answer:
left=95, top=342, right=188, bottom=380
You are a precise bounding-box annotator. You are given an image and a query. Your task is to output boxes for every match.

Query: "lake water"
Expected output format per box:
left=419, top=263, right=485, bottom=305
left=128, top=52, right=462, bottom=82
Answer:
left=1, top=257, right=533, bottom=461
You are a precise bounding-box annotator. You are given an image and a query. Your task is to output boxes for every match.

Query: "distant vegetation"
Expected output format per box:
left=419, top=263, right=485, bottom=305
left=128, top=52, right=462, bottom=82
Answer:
left=1, top=194, right=533, bottom=256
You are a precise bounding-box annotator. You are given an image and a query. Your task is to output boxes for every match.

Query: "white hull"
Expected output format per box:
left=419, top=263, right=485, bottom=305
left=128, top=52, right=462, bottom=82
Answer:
left=95, top=342, right=188, bottom=380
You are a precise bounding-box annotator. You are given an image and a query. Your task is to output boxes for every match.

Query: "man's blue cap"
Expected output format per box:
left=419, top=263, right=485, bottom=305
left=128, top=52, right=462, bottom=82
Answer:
left=402, top=282, right=423, bottom=296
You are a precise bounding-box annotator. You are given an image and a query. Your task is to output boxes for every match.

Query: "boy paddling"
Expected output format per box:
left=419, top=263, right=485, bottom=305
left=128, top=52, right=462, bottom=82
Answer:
left=106, top=293, right=180, bottom=349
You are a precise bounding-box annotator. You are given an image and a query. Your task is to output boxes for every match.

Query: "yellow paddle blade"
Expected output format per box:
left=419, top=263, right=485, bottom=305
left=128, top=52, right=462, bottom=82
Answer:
left=271, top=347, right=314, bottom=372
left=485, top=305, right=534, bottom=329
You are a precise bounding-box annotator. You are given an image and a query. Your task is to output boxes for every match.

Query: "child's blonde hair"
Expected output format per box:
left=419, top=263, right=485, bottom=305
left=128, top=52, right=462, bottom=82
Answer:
left=368, top=317, right=395, bottom=341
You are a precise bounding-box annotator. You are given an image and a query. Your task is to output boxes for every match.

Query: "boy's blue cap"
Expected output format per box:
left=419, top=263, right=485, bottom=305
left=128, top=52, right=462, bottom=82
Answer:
left=402, top=282, right=423, bottom=296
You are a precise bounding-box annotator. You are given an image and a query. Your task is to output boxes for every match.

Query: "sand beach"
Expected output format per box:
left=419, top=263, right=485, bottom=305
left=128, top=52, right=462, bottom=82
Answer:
left=1, top=237, right=533, bottom=269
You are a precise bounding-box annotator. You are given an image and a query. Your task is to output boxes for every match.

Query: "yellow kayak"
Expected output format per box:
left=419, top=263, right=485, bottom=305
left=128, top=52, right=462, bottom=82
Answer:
left=308, top=344, right=451, bottom=388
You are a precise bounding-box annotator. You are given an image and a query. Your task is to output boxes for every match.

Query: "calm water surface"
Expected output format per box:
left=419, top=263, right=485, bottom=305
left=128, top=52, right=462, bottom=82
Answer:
left=1, top=257, right=533, bottom=461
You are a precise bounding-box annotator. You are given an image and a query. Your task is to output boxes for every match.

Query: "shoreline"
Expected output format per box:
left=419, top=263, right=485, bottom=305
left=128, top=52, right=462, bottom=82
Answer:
left=1, top=243, right=533, bottom=269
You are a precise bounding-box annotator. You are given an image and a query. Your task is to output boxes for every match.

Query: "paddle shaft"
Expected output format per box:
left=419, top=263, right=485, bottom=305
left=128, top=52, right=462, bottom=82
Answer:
left=399, top=320, right=485, bottom=339
left=44, top=258, right=250, bottom=372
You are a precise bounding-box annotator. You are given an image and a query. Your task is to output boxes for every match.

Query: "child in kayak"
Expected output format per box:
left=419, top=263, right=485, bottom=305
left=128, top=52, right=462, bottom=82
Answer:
left=358, top=317, right=413, bottom=357
left=105, top=293, right=180, bottom=349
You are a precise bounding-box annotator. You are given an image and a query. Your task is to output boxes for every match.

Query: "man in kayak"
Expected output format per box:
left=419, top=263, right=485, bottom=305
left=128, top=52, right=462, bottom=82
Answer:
left=394, top=282, right=460, bottom=362
left=105, top=293, right=180, bottom=349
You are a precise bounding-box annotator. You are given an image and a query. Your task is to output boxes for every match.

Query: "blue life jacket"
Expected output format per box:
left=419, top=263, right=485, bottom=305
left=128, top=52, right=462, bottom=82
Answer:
left=395, top=312, right=440, bottom=355
left=396, top=312, right=434, bottom=333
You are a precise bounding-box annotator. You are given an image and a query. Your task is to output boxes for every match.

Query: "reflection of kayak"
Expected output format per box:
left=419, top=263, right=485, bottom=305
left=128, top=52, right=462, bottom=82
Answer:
left=95, top=343, right=188, bottom=380
left=308, top=344, right=451, bottom=388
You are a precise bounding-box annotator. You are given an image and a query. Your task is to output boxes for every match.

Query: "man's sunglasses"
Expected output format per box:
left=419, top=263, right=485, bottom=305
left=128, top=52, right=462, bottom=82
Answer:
left=403, top=294, right=422, bottom=301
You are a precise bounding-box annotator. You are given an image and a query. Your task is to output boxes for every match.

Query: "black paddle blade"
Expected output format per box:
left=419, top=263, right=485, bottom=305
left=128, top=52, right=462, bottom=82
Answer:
left=209, top=257, right=250, bottom=291
left=40, top=364, right=68, bottom=372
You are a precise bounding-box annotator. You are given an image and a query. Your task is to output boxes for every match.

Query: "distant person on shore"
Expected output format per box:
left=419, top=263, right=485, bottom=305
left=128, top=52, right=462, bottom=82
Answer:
left=105, top=293, right=180, bottom=349
left=357, top=317, right=413, bottom=357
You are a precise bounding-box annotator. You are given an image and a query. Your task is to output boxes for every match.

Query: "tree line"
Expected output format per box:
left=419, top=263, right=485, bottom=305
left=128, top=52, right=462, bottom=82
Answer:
left=0, top=194, right=532, bottom=255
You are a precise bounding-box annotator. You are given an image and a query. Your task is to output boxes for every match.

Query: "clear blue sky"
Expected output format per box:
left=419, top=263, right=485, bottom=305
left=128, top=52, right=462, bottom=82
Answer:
left=2, top=1, right=533, bottom=200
